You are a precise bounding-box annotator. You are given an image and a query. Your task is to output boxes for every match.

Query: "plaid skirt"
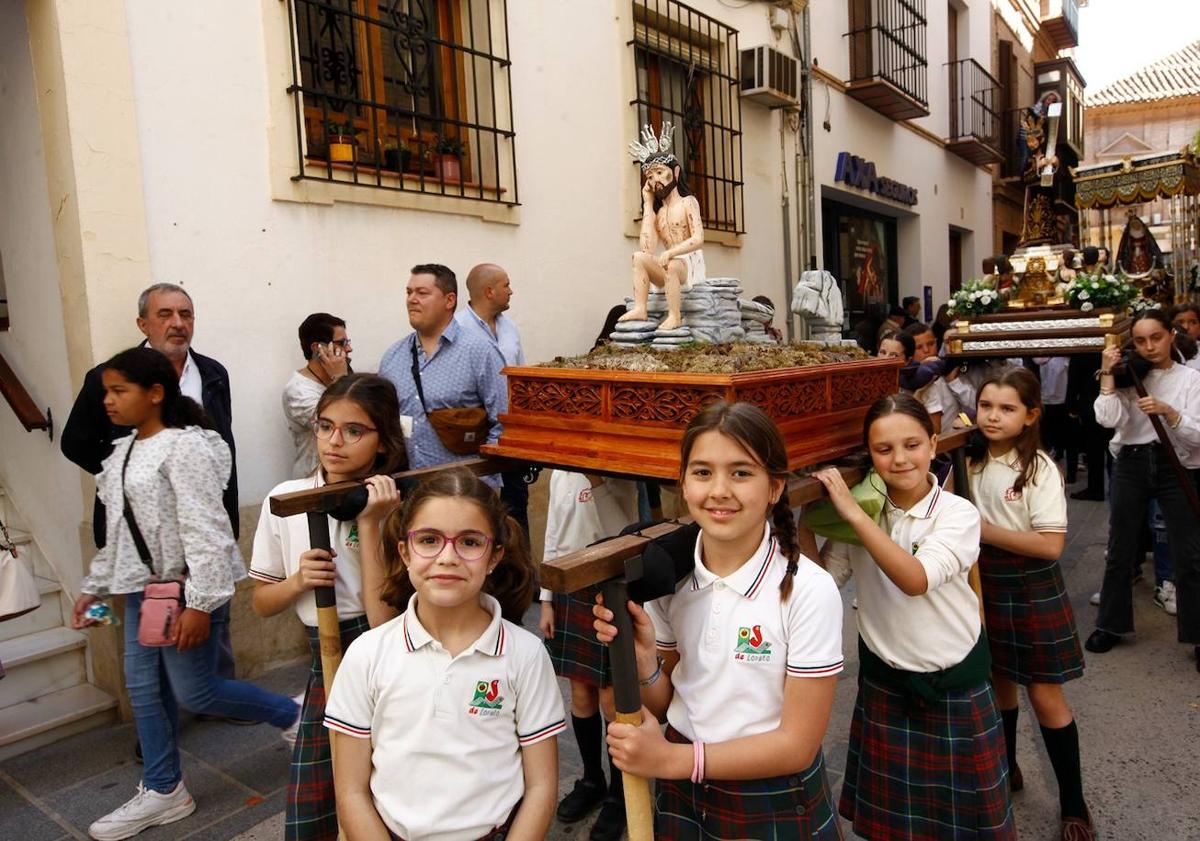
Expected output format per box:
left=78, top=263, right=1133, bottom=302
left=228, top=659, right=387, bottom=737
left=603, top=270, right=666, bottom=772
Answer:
left=286, top=615, right=371, bottom=841
left=840, top=676, right=1016, bottom=841
left=655, top=726, right=842, bottom=840
left=545, top=586, right=610, bottom=687
left=978, top=545, right=1085, bottom=686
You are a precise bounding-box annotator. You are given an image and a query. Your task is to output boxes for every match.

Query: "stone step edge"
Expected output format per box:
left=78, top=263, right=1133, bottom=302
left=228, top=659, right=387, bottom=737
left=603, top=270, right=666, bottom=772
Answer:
left=0, top=627, right=87, bottom=671
left=0, top=683, right=118, bottom=749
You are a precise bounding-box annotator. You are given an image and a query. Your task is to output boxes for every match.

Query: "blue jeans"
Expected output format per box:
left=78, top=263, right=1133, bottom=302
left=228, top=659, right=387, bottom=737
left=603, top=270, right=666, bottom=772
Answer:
left=124, top=592, right=299, bottom=793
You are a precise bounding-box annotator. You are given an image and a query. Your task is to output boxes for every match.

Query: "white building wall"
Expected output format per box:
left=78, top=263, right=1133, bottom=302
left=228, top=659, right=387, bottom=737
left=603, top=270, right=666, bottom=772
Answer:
left=810, top=0, right=993, bottom=311
left=0, top=1, right=88, bottom=593
left=119, top=0, right=802, bottom=504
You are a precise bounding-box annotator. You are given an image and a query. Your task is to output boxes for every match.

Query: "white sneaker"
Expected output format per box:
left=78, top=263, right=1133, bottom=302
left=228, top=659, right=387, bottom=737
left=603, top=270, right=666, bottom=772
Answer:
left=280, top=692, right=305, bottom=748
left=1089, top=590, right=1101, bottom=606
left=1154, top=581, right=1178, bottom=616
left=88, top=780, right=195, bottom=840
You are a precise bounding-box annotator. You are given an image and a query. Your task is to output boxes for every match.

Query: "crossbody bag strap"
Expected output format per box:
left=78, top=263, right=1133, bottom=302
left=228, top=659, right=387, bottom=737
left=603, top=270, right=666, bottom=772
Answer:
left=410, top=337, right=429, bottom=414
left=120, top=442, right=157, bottom=576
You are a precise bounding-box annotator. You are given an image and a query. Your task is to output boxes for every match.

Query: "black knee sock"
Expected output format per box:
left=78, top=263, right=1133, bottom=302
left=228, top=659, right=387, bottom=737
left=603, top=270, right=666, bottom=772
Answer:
left=1040, top=721, right=1087, bottom=820
left=1000, top=706, right=1019, bottom=772
left=572, top=713, right=605, bottom=786
left=607, top=743, right=624, bottom=802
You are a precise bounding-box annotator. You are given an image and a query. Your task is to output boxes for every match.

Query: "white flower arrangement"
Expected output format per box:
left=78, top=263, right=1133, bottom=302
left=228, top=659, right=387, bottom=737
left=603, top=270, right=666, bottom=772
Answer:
left=1129, top=297, right=1161, bottom=315
left=1064, top=271, right=1136, bottom=313
left=947, top=278, right=1003, bottom=317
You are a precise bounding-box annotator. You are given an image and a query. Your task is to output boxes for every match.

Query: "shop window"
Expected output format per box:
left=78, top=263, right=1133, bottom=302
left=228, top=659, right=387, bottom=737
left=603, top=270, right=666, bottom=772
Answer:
left=632, top=0, right=744, bottom=234
left=285, top=0, right=517, bottom=204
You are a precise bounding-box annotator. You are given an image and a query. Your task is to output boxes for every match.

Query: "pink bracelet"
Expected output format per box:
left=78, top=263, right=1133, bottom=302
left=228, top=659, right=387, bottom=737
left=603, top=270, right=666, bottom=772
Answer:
left=691, top=740, right=705, bottom=784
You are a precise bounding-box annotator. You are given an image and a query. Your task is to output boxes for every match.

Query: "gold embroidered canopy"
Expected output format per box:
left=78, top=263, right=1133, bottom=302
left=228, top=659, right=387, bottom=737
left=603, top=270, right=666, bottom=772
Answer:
left=1075, top=151, right=1200, bottom=210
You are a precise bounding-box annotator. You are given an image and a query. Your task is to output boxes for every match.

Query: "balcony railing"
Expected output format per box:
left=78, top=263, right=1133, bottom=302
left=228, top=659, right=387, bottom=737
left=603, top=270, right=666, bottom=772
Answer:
left=945, top=58, right=1002, bottom=166
left=846, top=0, right=929, bottom=121
left=1039, top=0, right=1079, bottom=50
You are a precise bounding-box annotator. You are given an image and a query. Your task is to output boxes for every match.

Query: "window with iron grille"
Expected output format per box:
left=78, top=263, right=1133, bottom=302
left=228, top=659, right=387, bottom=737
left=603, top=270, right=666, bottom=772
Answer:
left=847, top=0, right=928, bottom=108
left=632, top=1, right=744, bottom=234
left=284, top=0, right=517, bottom=205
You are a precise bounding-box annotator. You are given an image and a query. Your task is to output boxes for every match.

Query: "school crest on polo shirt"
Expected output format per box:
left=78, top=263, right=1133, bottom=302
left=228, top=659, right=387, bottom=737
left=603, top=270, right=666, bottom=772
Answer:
left=733, top=625, right=772, bottom=662
left=468, top=679, right=505, bottom=717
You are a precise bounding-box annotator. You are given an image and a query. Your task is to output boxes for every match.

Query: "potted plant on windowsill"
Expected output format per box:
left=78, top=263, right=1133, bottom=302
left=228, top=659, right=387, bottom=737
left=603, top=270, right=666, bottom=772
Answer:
left=327, top=120, right=356, bottom=163
left=433, top=137, right=464, bottom=182
left=383, top=142, right=412, bottom=174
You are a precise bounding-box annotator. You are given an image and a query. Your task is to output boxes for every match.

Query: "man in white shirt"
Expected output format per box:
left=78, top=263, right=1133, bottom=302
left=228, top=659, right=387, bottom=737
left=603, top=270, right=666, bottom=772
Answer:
left=281, top=313, right=351, bottom=478
left=455, top=263, right=531, bottom=538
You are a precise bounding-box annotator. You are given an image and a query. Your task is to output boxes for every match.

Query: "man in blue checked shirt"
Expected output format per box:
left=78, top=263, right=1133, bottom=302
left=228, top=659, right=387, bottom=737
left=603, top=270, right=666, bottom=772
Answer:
left=379, top=264, right=507, bottom=478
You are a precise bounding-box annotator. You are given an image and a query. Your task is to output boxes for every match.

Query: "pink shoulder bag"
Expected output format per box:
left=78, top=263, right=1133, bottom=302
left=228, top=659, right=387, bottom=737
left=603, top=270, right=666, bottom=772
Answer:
left=121, top=443, right=186, bottom=647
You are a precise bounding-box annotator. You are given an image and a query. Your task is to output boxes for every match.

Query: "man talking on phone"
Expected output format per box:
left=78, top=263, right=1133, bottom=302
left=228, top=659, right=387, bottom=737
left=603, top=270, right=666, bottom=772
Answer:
left=283, top=312, right=352, bottom=478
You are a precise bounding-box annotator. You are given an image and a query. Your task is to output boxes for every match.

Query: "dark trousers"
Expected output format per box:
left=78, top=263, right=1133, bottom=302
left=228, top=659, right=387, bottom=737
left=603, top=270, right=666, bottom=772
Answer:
left=1042, top=403, right=1069, bottom=459
left=499, top=469, right=530, bottom=544
left=1098, top=445, right=1200, bottom=643
left=1076, top=414, right=1112, bottom=495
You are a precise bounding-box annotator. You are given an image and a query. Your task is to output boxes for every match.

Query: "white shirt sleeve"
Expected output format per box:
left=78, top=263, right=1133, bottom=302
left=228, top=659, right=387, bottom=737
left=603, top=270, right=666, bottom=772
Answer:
left=1094, top=389, right=1130, bottom=430
left=249, top=498, right=288, bottom=583
left=324, top=631, right=376, bottom=739
left=1027, top=453, right=1068, bottom=533
left=514, top=644, right=567, bottom=748
left=784, top=569, right=844, bottom=678
left=914, top=503, right=981, bottom=592
left=643, top=596, right=677, bottom=651
left=1168, top=374, right=1200, bottom=448
left=819, top=540, right=853, bottom=588
left=915, top=381, right=945, bottom=415
left=167, top=436, right=237, bottom=614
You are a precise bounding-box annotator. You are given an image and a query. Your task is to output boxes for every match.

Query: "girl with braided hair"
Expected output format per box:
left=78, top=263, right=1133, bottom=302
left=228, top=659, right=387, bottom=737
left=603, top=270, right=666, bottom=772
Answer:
left=593, top=401, right=844, bottom=838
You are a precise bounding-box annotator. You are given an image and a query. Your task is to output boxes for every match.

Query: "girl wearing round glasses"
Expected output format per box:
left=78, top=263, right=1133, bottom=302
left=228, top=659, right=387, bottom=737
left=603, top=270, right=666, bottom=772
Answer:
left=325, top=469, right=562, bottom=841
left=249, top=373, right=408, bottom=841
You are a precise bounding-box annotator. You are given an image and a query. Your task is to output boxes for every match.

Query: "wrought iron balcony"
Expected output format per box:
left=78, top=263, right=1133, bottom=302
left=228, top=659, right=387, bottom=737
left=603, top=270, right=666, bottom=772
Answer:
left=845, top=0, right=930, bottom=121
left=1040, top=0, right=1079, bottom=50
left=945, top=58, right=1002, bottom=166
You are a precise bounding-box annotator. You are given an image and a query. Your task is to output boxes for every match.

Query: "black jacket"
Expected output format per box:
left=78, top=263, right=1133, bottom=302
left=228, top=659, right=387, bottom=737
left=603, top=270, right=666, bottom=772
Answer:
left=61, top=350, right=239, bottom=546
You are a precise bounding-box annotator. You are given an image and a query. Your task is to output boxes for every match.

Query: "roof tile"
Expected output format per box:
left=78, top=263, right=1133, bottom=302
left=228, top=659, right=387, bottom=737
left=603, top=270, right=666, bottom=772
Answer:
left=1087, top=41, right=1200, bottom=106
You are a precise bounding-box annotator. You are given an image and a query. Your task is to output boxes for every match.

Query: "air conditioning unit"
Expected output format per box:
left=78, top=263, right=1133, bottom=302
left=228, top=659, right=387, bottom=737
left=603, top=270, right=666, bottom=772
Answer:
left=739, top=45, right=799, bottom=108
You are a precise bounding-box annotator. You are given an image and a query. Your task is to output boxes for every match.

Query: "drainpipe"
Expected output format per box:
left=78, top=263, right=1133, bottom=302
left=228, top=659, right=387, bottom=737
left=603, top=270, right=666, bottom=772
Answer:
left=781, top=108, right=795, bottom=342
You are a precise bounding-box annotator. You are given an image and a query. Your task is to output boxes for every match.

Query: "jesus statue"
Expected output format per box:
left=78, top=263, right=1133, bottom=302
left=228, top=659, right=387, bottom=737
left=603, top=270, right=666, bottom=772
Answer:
left=619, top=123, right=706, bottom=333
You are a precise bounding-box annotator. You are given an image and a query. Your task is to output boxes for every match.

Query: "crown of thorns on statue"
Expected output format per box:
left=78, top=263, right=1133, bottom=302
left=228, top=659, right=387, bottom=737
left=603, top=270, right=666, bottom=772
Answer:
left=628, top=122, right=678, bottom=171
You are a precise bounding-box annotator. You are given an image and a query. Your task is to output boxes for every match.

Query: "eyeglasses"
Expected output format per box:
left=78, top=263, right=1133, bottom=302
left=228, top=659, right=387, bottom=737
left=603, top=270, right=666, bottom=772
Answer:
left=331, top=337, right=352, bottom=348
left=406, top=529, right=494, bottom=561
left=312, top=418, right=377, bottom=444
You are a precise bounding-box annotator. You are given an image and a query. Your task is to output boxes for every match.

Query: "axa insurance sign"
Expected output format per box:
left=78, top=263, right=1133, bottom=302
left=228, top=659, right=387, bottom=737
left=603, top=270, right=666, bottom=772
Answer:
left=834, top=152, right=919, bottom=206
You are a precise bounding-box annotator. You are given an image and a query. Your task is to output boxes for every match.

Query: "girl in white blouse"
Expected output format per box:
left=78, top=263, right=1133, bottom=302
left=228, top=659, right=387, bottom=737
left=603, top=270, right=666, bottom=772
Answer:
left=1087, top=310, right=1200, bottom=670
left=72, top=347, right=299, bottom=841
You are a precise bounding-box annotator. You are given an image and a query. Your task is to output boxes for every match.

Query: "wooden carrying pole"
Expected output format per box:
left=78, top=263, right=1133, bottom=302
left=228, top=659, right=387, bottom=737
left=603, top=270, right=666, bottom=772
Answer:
left=1125, top=361, right=1200, bottom=519
left=306, top=511, right=345, bottom=841
left=600, top=579, right=654, bottom=841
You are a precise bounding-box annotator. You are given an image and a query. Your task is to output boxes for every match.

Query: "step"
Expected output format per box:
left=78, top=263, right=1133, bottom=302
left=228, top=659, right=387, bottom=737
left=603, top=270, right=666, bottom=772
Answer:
left=0, top=575, right=63, bottom=643
left=0, top=683, right=118, bottom=761
left=0, top=627, right=87, bottom=709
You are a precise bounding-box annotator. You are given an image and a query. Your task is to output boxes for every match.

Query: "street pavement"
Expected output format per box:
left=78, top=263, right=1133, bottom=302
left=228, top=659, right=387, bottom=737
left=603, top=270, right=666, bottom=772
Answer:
left=2, top=486, right=1198, bottom=840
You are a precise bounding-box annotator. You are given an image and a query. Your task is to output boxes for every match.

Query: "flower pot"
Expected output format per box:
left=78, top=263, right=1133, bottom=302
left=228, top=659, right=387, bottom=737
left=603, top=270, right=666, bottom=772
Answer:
left=329, top=137, right=355, bottom=163
left=437, top=154, right=461, bottom=182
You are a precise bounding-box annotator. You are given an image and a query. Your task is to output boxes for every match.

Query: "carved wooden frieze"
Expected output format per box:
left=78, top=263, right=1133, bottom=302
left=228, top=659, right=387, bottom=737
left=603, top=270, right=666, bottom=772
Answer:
left=830, top=369, right=895, bottom=410
left=609, top=385, right=724, bottom=425
left=510, top=379, right=602, bottom=417
left=734, top=379, right=828, bottom=421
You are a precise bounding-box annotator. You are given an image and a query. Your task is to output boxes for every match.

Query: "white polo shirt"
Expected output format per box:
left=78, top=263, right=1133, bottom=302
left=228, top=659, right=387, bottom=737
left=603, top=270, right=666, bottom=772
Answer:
left=825, top=477, right=981, bottom=672
left=644, top=523, right=844, bottom=745
left=968, top=449, right=1067, bottom=534
left=249, top=475, right=365, bottom=627
left=538, top=471, right=640, bottom=601
left=324, top=594, right=566, bottom=841
left=912, top=377, right=960, bottom=433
